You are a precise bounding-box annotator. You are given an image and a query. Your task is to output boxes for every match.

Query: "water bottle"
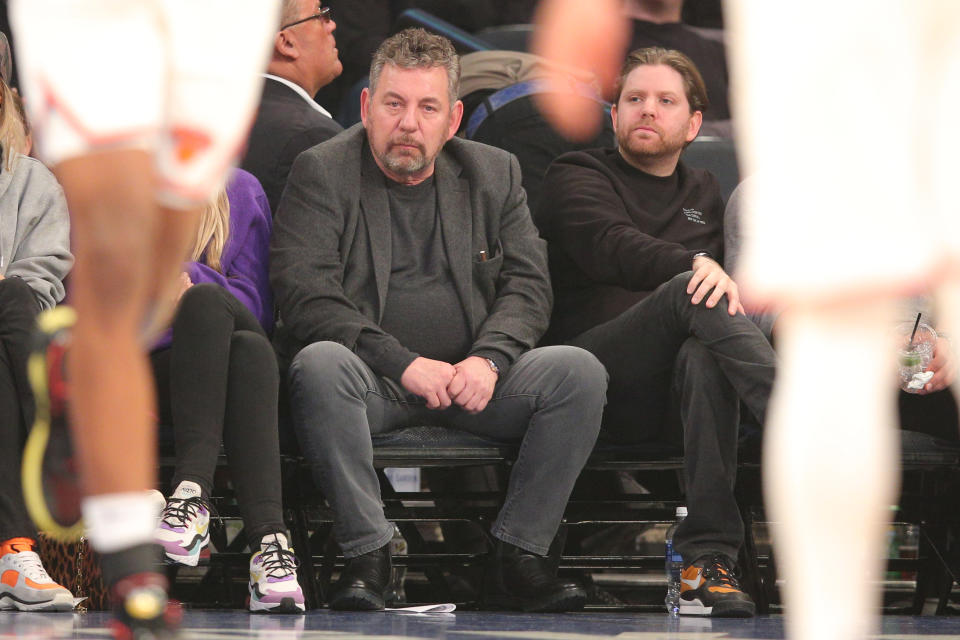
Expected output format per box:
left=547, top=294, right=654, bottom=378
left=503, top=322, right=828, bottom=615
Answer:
left=900, top=524, right=920, bottom=581
left=664, top=506, right=687, bottom=614
left=386, top=525, right=408, bottom=604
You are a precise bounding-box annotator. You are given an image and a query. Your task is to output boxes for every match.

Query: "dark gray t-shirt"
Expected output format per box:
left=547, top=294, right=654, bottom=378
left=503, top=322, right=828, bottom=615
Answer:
left=376, top=174, right=473, bottom=366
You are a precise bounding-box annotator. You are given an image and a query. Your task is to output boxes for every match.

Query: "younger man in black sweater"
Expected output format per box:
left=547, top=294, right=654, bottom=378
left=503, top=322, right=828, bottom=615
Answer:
left=535, top=47, right=774, bottom=618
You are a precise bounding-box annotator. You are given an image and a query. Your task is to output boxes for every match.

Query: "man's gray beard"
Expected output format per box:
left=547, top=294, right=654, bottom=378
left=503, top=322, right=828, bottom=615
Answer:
left=381, top=148, right=428, bottom=177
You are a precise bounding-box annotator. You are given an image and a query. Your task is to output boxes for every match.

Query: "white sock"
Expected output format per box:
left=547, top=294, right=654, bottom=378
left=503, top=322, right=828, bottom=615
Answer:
left=82, top=492, right=160, bottom=553
left=172, top=480, right=202, bottom=500
left=146, top=489, right=167, bottom=518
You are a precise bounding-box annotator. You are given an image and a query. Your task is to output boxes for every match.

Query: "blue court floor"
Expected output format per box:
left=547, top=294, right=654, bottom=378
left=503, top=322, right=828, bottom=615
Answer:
left=4, top=610, right=960, bottom=639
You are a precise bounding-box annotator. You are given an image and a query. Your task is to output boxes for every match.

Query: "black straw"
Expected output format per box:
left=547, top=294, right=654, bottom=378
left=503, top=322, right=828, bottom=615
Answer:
left=909, top=312, right=922, bottom=347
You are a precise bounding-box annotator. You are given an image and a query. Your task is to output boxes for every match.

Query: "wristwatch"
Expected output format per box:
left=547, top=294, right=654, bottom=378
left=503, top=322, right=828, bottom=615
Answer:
left=484, top=358, right=500, bottom=375
left=692, top=251, right=711, bottom=267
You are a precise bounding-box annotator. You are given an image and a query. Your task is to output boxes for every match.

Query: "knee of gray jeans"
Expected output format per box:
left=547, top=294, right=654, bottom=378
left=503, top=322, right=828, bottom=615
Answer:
left=288, top=341, right=365, bottom=396
left=538, top=344, right=609, bottom=403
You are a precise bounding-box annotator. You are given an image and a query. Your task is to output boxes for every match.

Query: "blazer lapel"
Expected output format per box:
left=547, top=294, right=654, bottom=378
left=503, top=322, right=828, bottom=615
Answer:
left=435, top=152, right=475, bottom=332
left=360, top=147, right=392, bottom=321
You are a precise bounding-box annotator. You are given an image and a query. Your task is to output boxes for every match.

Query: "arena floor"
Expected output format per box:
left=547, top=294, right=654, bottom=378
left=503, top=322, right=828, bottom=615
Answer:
left=4, top=610, right=960, bottom=639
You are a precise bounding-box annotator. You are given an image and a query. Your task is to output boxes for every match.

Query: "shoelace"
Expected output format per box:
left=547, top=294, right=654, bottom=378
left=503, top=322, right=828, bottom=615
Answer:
left=258, top=537, right=299, bottom=579
left=701, top=554, right=743, bottom=590
left=161, top=495, right=219, bottom=529
left=14, top=550, right=55, bottom=583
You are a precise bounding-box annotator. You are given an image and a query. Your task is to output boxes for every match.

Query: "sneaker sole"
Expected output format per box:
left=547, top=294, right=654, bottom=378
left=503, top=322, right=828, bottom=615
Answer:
left=159, top=534, right=209, bottom=566
left=250, top=596, right=305, bottom=614
left=21, top=306, right=84, bottom=542
left=0, top=590, right=74, bottom=612
left=161, top=550, right=201, bottom=567
left=680, top=597, right=756, bottom=618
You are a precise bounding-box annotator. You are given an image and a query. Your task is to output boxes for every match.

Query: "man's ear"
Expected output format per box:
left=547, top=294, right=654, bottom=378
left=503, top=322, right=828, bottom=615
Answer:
left=686, top=110, right=703, bottom=143
left=610, top=102, right=619, bottom=131
left=275, top=29, right=299, bottom=60
left=447, top=100, right=464, bottom=139
left=360, top=87, right=371, bottom=127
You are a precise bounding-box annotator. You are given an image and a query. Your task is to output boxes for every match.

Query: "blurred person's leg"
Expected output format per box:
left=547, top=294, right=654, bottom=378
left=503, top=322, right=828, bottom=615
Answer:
left=11, top=1, right=169, bottom=527
left=725, top=3, right=936, bottom=638
left=764, top=305, right=898, bottom=640
left=54, top=150, right=163, bottom=496
left=12, top=0, right=279, bottom=632
left=530, top=0, right=628, bottom=141
left=928, top=2, right=960, bottom=419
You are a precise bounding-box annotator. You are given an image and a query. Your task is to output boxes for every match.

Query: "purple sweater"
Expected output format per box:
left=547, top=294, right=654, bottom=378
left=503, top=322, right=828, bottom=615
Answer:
left=153, top=169, right=273, bottom=350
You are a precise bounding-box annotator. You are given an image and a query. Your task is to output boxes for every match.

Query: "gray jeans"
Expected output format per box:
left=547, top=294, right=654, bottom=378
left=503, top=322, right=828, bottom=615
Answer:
left=288, top=343, right=607, bottom=557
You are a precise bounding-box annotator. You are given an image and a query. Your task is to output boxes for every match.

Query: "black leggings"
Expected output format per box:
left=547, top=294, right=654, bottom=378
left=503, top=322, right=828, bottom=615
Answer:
left=150, top=283, right=284, bottom=545
left=0, top=277, right=41, bottom=541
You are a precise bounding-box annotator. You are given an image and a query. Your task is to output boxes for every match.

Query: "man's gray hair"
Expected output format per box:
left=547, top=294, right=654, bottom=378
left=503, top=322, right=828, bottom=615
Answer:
left=369, top=28, right=460, bottom=107
left=279, top=0, right=300, bottom=29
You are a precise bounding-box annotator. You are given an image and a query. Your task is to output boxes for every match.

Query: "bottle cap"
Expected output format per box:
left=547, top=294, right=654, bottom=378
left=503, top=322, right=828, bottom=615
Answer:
left=676, top=506, right=688, bottom=517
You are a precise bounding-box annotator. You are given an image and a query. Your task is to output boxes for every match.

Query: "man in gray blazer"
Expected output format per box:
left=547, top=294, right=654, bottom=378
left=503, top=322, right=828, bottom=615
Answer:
left=270, top=28, right=607, bottom=612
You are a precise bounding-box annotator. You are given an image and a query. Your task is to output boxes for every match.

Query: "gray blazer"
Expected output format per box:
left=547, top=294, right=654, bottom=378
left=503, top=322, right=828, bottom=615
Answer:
left=270, top=124, right=552, bottom=376
left=0, top=154, right=72, bottom=310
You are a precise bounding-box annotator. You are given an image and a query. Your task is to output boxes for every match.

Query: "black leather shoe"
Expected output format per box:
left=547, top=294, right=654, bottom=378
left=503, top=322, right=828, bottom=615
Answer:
left=485, top=541, right=586, bottom=612
left=328, top=545, right=391, bottom=611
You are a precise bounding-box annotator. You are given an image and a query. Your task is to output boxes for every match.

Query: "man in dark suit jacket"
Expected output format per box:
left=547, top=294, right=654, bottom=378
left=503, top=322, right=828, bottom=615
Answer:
left=241, top=0, right=344, bottom=213
left=271, top=29, right=606, bottom=613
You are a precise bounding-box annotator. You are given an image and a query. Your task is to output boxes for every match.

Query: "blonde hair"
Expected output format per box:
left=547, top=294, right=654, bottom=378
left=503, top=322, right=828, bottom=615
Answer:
left=191, top=187, right=230, bottom=273
left=0, top=79, right=28, bottom=170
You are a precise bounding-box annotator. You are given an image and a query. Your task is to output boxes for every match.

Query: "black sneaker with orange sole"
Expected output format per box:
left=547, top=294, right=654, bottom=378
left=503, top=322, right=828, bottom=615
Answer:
left=679, top=553, right=756, bottom=617
left=21, top=306, right=84, bottom=542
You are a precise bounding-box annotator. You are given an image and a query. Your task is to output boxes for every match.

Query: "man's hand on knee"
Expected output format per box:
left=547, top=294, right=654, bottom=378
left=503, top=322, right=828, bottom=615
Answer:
left=401, top=357, right=457, bottom=409
left=688, top=255, right=745, bottom=316
left=448, top=356, right=498, bottom=414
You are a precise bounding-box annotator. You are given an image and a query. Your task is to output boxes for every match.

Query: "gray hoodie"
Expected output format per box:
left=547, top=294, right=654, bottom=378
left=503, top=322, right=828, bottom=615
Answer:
left=0, top=153, right=72, bottom=309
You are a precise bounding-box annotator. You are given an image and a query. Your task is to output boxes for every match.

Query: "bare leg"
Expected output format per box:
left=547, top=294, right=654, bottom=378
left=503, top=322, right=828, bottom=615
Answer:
left=764, top=303, right=899, bottom=640
left=53, top=150, right=160, bottom=496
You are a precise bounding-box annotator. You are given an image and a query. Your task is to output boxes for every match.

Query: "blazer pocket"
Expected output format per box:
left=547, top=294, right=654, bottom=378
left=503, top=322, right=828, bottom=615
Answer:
left=473, top=252, right=503, bottom=308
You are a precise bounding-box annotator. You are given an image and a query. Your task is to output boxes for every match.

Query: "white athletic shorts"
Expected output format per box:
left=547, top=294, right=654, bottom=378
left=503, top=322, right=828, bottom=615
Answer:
left=10, top=0, right=281, bottom=208
left=725, top=1, right=960, bottom=304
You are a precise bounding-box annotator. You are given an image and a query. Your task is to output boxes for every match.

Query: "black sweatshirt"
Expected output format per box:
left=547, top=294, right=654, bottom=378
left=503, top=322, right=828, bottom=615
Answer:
left=535, top=148, right=724, bottom=343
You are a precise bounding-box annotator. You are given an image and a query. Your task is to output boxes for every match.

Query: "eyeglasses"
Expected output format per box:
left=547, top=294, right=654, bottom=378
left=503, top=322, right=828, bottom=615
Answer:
left=280, top=5, right=332, bottom=30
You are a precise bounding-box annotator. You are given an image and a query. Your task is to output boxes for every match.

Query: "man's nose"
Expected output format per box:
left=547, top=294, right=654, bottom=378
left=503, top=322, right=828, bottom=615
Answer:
left=639, top=97, right=656, bottom=117
left=398, top=106, right=418, bottom=130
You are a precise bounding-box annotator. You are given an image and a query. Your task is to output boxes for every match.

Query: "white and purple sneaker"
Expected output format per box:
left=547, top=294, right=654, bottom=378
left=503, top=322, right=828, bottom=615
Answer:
left=249, top=533, right=305, bottom=613
left=154, top=481, right=212, bottom=566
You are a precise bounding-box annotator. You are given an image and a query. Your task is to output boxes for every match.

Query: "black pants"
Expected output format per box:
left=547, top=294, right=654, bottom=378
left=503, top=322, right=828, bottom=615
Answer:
left=0, top=277, right=42, bottom=541
left=569, top=272, right=777, bottom=563
left=150, top=283, right=284, bottom=545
